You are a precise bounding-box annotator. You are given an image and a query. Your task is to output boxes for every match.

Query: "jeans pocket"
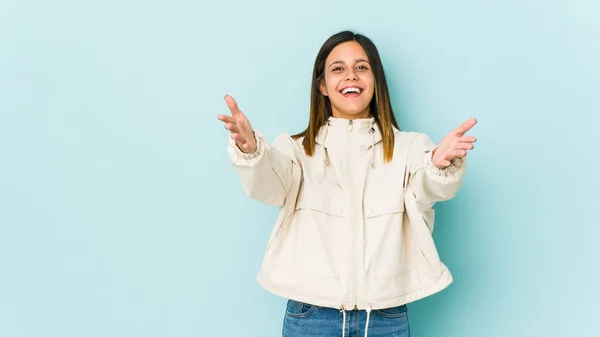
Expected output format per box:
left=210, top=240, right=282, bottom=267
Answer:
left=285, top=299, right=317, bottom=318
left=374, top=305, right=408, bottom=319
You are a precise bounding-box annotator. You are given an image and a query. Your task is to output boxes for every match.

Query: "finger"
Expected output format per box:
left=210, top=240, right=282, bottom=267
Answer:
left=454, top=143, right=474, bottom=150
left=217, top=114, right=236, bottom=124
left=454, top=118, right=477, bottom=136
left=444, top=150, right=467, bottom=160
left=226, top=123, right=242, bottom=134
left=447, top=149, right=468, bottom=158
left=459, top=136, right=477, bottom=143
left=224, top=95, right=244, bottom=117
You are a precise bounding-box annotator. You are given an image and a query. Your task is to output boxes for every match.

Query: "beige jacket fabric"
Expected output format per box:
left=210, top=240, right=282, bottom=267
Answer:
left=227, top=117, right=466, bottom=310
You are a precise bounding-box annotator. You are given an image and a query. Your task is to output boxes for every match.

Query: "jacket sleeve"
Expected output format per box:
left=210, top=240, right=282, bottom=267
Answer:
left=407, top=133, right=466, bottom=210
left=227, top=130, right=297, bottom=207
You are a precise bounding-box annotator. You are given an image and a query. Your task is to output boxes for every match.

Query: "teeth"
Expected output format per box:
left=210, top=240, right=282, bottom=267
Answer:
left=342, top=87, right=361, bottom=94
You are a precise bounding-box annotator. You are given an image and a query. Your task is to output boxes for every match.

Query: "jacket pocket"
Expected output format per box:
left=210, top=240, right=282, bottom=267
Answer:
left=290, top=196, right=343, bottom=279
left=364, top=194, right=419, bottom=279
left=410, top=208, right=443, bottom=276
left=265, top=163, right=302, bottom=253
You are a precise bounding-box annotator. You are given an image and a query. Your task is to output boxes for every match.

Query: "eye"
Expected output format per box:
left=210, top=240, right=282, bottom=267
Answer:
left=332, top=66, right=344, bottom=72
left=357, top=65, right=369, bottom=71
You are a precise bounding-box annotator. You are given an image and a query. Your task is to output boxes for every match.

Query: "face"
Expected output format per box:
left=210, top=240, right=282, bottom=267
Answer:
left=320, top=41, right=375, bottom=119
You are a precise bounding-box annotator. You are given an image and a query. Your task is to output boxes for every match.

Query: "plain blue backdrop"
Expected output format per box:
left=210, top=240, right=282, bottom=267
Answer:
left=1, top=0, right=598, bottom=336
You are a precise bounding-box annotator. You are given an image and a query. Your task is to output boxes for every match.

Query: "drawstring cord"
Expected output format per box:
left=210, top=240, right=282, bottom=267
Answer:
left=339, top=304, right=372, bottom=337
left=364, top=304, right=372, bottom=337
left=340, top=305, right=346, bottom=337
left=324, top=119, right=331, bottom=166
left=369, top=123, right=375, bottom=169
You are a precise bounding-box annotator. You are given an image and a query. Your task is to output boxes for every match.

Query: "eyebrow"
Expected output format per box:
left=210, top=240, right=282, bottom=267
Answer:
left=328, top=59, right=371, bottom=68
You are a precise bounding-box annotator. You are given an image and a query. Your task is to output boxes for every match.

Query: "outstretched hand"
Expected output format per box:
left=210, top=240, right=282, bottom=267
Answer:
left=217, top=95, right=257, bottom=153
left=432, top=118, right=477, bottom=169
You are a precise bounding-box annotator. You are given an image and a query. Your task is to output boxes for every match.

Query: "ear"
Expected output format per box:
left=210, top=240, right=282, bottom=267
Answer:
left=319, top=79, right=328, bottom=96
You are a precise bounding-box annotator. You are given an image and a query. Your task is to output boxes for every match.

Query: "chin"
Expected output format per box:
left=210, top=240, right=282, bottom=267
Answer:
left=345, top=105, right=371, bottom=116
left=329, top=98, right=372, bottom=118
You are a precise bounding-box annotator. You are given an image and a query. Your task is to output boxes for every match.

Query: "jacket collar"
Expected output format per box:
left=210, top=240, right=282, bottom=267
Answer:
left=314, top=117, right=399, bottom=148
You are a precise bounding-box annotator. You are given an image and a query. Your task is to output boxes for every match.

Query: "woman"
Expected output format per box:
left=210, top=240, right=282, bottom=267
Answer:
left=217, top=31, right=477, bottom=337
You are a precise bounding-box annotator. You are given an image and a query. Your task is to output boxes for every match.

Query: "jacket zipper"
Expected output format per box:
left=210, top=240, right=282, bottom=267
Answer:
left=347, top=119, right=357, bottom=309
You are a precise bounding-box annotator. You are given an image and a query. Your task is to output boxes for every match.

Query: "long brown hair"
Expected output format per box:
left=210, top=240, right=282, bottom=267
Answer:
left=292, top=31, right=400, bottom=163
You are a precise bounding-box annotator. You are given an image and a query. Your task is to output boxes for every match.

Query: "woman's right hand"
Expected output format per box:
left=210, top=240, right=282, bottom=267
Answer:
left=217, top=95, right=257, bottom=153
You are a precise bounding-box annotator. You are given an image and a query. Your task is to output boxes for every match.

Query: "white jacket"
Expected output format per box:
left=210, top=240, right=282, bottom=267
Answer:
left=228, top=116, right=466, bottom=311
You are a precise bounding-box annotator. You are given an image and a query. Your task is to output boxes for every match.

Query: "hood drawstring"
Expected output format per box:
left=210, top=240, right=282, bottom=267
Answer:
left=369, top=123, right=376, bottom=170
left=324, top=119, right=331, bottom=166
left=324, top=148, right=331, bottom=166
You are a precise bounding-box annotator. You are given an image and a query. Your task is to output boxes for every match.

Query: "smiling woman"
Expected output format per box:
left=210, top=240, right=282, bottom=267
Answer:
left=217, top=30, right=477, bottom=337
left=296, top=32, right=402, bottom=164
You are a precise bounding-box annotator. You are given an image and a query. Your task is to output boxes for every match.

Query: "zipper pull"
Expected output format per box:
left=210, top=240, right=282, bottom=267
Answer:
left=349, top=119, right=353, bottom=131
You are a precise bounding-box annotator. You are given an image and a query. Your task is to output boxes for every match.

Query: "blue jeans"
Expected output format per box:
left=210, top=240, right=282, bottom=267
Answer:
left=282, top=299, right=410, bottom=337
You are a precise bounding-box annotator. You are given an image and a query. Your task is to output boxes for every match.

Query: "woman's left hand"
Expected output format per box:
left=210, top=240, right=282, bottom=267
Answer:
left=432, top=118, right=478, bottom=169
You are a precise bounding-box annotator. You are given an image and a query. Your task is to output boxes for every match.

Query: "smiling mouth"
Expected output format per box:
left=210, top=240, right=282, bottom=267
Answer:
left=339, top=87, right=363, bottom=97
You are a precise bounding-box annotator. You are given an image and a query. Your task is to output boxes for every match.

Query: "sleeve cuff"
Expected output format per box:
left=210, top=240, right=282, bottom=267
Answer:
left=227, top=130, right=265, bottom=165
left=424, top=148, right=465, bottom=177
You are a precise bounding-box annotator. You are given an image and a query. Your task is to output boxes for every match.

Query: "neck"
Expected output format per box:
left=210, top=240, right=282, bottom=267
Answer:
left=330, top=107, right=371, bottom=120
left=331, top=112, right=372, bottom=120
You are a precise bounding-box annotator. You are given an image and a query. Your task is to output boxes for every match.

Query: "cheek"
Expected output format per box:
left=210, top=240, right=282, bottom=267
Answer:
left=327, top=75, right=340, bottom=89
left=326, top=79, right=336, bottom=91
left=362, top=77, right=375, bottom=95
left=324, top=80, right=341, bottom=96
left=367, top=83, right=375, bottom=95
left=365, top=74, right=375, bottom=88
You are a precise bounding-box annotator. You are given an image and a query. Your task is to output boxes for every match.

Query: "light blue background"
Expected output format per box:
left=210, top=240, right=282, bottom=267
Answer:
left=1, top=0, right=598, bottom=336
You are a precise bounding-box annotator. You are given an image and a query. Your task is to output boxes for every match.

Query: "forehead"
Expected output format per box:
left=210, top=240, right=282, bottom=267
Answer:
left=326, top=41, right=369, bottom=63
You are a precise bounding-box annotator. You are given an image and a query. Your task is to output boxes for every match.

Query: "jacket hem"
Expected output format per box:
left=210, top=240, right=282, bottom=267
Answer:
left=256, top=267, right=453, bottom=310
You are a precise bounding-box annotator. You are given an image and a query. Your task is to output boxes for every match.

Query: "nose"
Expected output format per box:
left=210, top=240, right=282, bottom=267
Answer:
left=346, top=68, right=358, bottom=80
